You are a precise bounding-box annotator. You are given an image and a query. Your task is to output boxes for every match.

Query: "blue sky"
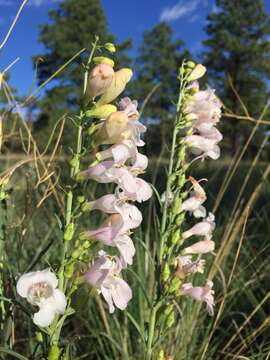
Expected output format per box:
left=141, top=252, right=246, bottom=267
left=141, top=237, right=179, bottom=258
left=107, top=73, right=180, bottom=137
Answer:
left=0, top=0, right=269, bottom=96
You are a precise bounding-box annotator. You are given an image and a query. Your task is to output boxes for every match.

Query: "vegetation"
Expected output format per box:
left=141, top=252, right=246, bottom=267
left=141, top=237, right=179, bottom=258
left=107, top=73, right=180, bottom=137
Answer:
left=0, top=0, right=270, bottom=359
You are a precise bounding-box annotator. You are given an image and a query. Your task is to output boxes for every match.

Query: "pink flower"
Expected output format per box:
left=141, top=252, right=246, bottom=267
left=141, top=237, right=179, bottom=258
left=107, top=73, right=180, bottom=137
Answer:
left=185, top=135, right=221, bottom=160
left=88, top=64, right=114, bottom=98
left=118, top=97, right=139, bottom=120
left=96, top=140, right=148, bottom=170
left=182, top=280, right=215, bottom=315
left=188, top=88, right=222, bottom=125
left=182, top=213, right=215, bottom=240
left=83, top=213, right=139, bottom=266
left=183, top=240, right=215, bottom=254
left=182, top=177, right=207, bottom=218
left=176, top=255, right=205, bottom=275
left=82, top=161, right=152, bottom=203
left=85, top=252, right=132, bottom=313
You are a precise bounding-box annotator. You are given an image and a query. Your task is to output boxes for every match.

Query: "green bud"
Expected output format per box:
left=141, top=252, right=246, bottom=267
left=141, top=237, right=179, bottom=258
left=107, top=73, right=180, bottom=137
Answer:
left=77, top=195, right=85, bottom=204
left=104, top=42, right=116, bottom=53
left=168, top=277, right=181, bottom=294
left=70, top=158, right=77, bottom=168
left=164, top=304, right=174, bottom=316
left=175, top=213, right=185, bottom=226
left=85, top=104, right=117, bottom=119
left=71, top=249, right=81, bottom=259
left=35, top=332, right=43, bottom=343
left=93, top=56, right=114, bottom=67
left=83, top=241, right=91, bottom=249
left=171, top=197, right=182, bottom=216
left=162, top=263, right=170, bottom=282
left=186, top=60, right=196, bottom=69
left=166, top=311, right=175, bottom=328
left=48, top=345, right=60, bottom=360
left=177, top=174, right=186, bottom=188
left=64, top=263, right=74, bottom=278
left=157, top=349, right=165, bottom=360
left=171, top=230, right=180, bottom=244
left=64, top=223, right=74, bottom=242
left=81, top=202, right=91, bottom=212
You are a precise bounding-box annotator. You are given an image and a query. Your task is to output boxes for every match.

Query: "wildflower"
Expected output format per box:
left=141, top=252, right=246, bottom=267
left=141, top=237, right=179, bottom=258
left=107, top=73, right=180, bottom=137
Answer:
left=182, top=177, right=207, bottom=218
left=176, top=255, right=205, bottom=279
left=87, top=63, right=114, bottom=98
left=182, top=280, right=215, bottom=315
left=82, top=211, right=140, bottom=266
left=183, top=240, right=215, bottom=254
left=81, top=161, right=152, bottom=203
left=97, top=68, right=133, bottom=106
left=16, top=269, right=67, bottom=327
left=185, top=135, right=221, bottom=160
left=118, top=97, right=140, bottom=120
left=188, top=64, right=206, bottom=81
left=182, top=212, right=215, bottom=240
left=85, top=252, right=132, bottom=313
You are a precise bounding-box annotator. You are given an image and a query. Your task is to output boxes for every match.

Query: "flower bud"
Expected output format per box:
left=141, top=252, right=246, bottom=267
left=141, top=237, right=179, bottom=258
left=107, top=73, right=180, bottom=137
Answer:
left=157, top=350, right=165, bottom=360
left=162, top=263, right=170, bottom=282
left=87, top=64, right=114, bottom=98
left=98, top=111, right=130, bottom=144
left=86, top=104, right=117, bottom=119
left=93, top=56, right=115, bottom=67
left=187, top=61, right=195, bottom=69
left=64, top=223, right=74, bottom=242
left=48, top=345, right=60, bottom=360
left=168, top=277, right=181, bottom=294
left=64, top=263, right=74, bottom=278
left=104, top=42, right=116, bottom=53
left=97, top=68, right=133, bottom=106
left=188, top=64, right=206, bottom=82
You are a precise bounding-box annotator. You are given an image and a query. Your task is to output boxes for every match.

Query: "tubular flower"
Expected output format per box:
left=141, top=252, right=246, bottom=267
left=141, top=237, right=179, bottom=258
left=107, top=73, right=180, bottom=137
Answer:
left=181, top=177, right=207, bottom=218
left=16, top=269, right=67, bottom=327
left=182, top=280, right=215, bottom=316
left=85, top=251, right=132, bottom=313
left=83, top=94, right=151, bottom=312
left=182, top=213, right=215, bottom=240
left=97, top=68, right=133, bottom=106
left=87, top=63, right=114, bottom=98
left=176, top=64, right=222, bottom=315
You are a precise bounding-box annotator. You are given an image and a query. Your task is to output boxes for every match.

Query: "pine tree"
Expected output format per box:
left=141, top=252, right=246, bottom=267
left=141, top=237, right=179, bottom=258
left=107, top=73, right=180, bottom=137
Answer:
left=203, top=0, right=270, bottom=154
left=132, top=22, right=190, bottom=156
left=33, top=0, right=131, bottom=149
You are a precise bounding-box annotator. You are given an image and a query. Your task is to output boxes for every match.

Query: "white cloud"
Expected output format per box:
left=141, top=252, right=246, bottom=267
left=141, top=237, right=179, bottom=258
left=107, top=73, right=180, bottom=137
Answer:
left=160, top=0, right=209, bottom=22
left=30, top=0, right=59, bottom=6
left=0, top=0, right=59, bottom=7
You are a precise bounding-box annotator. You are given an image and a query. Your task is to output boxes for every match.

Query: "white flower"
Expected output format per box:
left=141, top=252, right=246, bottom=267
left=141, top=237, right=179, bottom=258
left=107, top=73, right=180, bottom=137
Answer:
left=16, top=269, right=67, bottom=327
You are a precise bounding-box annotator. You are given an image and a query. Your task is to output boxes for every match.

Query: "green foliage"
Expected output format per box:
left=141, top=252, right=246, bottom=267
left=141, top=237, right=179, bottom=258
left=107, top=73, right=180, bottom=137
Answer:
left=203, top=0, right=270, bottom=154
left=132, top=22, right=190, bottom=155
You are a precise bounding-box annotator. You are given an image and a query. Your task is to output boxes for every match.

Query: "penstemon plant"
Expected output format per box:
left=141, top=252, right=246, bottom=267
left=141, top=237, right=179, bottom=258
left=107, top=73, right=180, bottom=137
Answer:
left=14, top=38, right=152, bottom=359
left=8, top=39, right=223, bottom=359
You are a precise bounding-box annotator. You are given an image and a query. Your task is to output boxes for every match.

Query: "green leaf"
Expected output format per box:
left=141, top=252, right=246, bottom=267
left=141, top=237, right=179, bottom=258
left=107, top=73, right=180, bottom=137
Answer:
left=0, top=348, right=28, bottom=360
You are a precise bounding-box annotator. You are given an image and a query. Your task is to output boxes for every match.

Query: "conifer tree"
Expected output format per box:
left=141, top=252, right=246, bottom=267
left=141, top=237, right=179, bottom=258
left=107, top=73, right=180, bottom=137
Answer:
left=203, top=0, right=270, bottom=154
left=132, top=22, right=190, bottom=155
left=33, top=0, right=131, bottom=149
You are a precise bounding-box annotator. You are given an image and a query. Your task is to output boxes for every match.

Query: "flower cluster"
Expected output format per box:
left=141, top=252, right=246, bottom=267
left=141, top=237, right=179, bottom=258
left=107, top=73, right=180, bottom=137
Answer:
left=177, top=66, right=222, bottom=315
left=82, top=61, right=152, bottom=313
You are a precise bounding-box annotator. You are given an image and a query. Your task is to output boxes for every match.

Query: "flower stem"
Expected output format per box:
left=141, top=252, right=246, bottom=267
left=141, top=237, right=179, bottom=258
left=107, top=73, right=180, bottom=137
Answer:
left=159, top=64, right=185, bottom=263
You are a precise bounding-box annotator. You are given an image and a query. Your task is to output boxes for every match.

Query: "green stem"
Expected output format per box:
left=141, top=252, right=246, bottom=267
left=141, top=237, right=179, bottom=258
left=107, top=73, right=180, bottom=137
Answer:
left=159, top=66, right=185, bottom=263
left=49, top=37, right=99, bottom=356
left=146, top=305, right=158, bottom=360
